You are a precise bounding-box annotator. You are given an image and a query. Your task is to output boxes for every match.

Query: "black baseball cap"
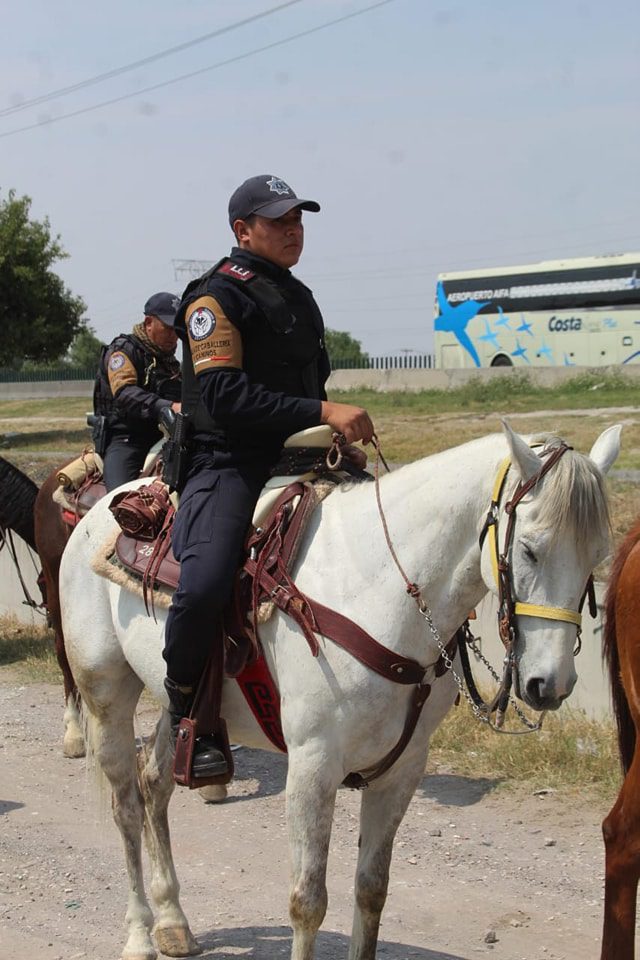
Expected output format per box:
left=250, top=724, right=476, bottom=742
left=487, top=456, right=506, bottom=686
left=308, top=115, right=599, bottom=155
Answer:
left=143, top=292, right=181, bottom=327
left=228, top=174, right=320, bottom=227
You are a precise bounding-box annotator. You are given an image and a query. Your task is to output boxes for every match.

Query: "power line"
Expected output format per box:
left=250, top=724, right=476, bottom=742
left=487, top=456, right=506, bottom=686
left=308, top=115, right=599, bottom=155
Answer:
left=0, top=1, right=304, bottom=118
left=0, top=0, right=397, bottom=140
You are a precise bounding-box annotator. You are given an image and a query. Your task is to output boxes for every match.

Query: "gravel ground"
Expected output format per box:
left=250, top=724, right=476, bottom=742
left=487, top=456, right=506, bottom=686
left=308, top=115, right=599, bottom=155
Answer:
left=0, top=673, right=617, bottom=960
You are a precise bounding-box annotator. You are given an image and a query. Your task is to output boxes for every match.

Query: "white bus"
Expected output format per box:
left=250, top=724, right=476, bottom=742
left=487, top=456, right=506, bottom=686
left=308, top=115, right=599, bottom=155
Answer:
left=434, top=252, right=640, bottom=368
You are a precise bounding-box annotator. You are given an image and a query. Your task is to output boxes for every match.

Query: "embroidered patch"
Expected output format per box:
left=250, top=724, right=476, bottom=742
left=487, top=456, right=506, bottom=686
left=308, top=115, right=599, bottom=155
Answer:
left=188, top=307, right=216, bottom=340
left=108, top=352, right=126, bottom=371
left=266, top=177, right=291, bottom=196
left=217, top=261, right=254, bottom=282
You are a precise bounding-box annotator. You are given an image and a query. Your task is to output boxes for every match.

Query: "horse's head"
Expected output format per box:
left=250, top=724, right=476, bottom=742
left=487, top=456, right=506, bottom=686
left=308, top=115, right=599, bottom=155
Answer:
left=480, top=421, right=621, bottom=712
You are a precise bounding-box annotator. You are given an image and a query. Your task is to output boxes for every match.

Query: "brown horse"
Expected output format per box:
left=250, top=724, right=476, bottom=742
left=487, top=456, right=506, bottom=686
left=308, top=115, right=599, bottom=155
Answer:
left=0, top=453, right=93, bottom=756
left=602, top=517, right=640, bottom=959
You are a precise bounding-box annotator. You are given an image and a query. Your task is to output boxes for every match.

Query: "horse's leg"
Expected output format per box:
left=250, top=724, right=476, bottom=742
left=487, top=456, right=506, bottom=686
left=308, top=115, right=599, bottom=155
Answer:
left=41, top=546, right=85, bottom=757
left=83, top=672, right=158, bottom=960
left=349, top=761, right=427, bottom=960
left=287, top=747, right=340, bottom=960
left=601, top=758, right=640, bottom=960
left=137, top=713, right=201, bottom=958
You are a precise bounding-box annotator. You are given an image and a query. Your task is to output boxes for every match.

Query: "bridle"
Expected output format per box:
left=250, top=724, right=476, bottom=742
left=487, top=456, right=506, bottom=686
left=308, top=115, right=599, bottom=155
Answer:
left=365, top=434, right=597, bottom=733
left=479, top=442, right=593, bottom=644
left=470, top=441, right=597, bottom=726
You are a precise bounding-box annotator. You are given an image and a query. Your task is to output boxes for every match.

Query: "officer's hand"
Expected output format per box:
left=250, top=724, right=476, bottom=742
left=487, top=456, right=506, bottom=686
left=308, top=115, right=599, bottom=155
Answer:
left=320, top=401, right=375, bottom=445
left=171, top=402, right=182, bottom=413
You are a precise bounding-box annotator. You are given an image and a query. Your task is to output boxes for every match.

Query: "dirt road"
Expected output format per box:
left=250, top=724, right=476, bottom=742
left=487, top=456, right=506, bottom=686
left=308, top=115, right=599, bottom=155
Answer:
left=0, top=675, right=613, bottom=960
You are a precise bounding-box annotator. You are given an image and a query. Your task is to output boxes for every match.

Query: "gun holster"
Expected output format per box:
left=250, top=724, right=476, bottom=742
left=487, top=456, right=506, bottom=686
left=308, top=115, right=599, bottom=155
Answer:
left=87, top=414, right=110, bottom=457
left=161, top=411, right=191, bottom=493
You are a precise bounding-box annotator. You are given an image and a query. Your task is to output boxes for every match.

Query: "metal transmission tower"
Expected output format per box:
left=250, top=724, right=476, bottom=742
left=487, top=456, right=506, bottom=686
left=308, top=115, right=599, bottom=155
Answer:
left=172, top=259, right=212, bottom=282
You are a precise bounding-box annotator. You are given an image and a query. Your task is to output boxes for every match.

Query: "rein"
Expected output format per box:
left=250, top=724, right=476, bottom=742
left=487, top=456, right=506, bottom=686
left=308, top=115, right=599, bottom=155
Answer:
left=369, top=435, right=595, bottom=733
left=0, top=524, right=46, bottom=616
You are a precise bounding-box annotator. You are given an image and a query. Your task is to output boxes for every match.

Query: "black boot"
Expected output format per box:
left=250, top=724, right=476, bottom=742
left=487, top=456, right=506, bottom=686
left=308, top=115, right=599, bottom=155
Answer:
left=164, top=677, right=229, bottom=778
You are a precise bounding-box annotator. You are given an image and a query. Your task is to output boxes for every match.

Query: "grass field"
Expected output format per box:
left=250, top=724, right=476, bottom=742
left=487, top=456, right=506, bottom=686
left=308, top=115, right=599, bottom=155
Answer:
left=2, top=373, right=639, bottom=539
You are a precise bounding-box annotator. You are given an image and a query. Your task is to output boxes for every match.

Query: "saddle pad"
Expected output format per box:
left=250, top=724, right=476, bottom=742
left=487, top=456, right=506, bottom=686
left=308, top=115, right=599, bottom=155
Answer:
left=115, top=532, right=180, bottom=590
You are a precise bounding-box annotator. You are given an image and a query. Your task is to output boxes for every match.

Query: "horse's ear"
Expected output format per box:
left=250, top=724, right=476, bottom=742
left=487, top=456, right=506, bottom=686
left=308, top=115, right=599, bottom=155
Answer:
left=501, top=419, right=541, bottom=482
left=588, top=424, right=622, bottom=476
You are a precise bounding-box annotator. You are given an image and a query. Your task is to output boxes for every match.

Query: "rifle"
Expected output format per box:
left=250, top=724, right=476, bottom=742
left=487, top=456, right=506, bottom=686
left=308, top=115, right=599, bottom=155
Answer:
left=160, top=409, right=191, bottom=492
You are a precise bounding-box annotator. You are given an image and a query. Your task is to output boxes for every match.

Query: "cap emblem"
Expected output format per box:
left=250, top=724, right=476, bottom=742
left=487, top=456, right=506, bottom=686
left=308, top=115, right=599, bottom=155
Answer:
left=266, top=177, right=291, bottom=196
left=188, top=307, right=216, bottom=341
left=171, top=297, right=180, bottom=311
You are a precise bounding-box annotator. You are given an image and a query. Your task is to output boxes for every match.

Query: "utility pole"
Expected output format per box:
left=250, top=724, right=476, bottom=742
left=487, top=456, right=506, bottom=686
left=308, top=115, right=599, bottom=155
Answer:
left=172, top=259, right=211, bottom=282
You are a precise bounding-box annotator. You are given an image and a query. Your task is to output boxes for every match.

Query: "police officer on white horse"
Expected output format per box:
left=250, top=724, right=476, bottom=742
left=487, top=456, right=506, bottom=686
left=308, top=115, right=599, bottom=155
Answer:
left=163, top=174, right=374, bottom=779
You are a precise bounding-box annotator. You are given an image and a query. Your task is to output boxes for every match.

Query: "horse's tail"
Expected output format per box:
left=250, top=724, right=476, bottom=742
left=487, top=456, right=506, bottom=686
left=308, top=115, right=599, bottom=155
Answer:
left=0, top=455, right=39, bottom=551
left=603, top=520, right=640, bottom=774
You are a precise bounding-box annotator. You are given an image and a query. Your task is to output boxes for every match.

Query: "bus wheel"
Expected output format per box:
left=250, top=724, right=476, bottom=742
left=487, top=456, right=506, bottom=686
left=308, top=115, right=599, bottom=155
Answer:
left=490, top=355, right=513, bottom=367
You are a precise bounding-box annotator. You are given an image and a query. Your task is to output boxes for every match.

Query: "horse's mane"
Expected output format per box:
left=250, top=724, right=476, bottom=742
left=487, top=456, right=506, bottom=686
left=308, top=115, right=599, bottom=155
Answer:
left=603, top=518, right=640, bottom=773
left=527, top=434, right=611, bottom=551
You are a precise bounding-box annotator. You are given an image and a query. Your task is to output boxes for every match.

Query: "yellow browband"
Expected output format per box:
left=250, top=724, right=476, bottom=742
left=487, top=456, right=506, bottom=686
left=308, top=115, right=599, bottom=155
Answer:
left=487, top=453, right=582, bottom=629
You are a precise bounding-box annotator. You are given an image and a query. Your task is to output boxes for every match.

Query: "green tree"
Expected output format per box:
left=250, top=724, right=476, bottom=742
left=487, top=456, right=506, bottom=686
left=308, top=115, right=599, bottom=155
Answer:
left=0, top=190, right=86, bottom=366
left=324, top=328, right=369, bottom=366
left=67, top=322, right=104, bottom=369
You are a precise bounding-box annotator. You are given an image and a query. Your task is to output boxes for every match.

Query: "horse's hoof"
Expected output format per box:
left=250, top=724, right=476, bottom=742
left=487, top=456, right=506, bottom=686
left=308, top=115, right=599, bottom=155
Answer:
left=62, top=734, right=86, bottom=759
left=198, top=783, right=228, bottom=804
left=154, top=925, right=201, bottom=957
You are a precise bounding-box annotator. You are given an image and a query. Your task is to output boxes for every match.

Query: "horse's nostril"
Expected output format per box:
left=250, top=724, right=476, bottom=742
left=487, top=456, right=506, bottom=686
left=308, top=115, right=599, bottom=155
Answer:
left=526, top=677, right=543, bottom=703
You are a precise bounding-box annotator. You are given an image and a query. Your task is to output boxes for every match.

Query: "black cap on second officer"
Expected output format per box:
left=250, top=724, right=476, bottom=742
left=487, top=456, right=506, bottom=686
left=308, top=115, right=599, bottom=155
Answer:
left=228, top=174, right=320, bottom=227
left=143, top=292, right=181, bottom=327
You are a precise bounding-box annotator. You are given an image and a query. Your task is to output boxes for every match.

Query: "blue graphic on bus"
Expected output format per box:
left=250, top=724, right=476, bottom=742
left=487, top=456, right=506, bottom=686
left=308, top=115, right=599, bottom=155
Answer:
left=434, top=282, right=488, bottom=367
left=517, top=316, right=534, bottom=336
left=478, top=319, right=500, bottom=352
left=511, top=339, right=530, bottom=364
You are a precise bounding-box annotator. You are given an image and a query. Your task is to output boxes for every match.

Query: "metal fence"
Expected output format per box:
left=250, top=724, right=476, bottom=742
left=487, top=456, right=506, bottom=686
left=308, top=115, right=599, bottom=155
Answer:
left=330, top=354, right=436, bottom=370
left=0, top=356, right=436, bottom=381
left=0, top=366, right=98, bottom=383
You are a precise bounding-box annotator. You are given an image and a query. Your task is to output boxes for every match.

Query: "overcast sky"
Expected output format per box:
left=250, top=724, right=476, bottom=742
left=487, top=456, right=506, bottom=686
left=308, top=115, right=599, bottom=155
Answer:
left=2, top=0, right=639, bottom=357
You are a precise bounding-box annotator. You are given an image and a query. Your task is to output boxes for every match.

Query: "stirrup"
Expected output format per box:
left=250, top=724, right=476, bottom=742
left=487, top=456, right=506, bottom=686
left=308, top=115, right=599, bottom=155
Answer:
left=192, top=735, right=229, bottom=778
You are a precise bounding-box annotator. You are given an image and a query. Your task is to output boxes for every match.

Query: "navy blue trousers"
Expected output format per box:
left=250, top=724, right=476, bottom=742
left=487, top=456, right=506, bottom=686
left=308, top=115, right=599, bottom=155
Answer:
left=163, top=453, right=270, bottom=686
left=103, top=435, right=154, bottom=492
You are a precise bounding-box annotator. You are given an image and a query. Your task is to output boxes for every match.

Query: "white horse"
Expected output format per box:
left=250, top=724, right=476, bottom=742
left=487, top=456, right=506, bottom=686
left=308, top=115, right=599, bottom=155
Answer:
left=59, top=423, right=620, bottom=960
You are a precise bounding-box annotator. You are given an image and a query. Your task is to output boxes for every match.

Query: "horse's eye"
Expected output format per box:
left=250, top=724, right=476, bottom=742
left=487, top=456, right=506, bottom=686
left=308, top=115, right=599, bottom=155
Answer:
left=523, top=544, right=538, bottom=564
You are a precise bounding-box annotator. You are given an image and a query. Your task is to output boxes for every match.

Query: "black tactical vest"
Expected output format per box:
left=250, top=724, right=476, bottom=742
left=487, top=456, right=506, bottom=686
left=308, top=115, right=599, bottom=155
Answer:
left=180, top=257, right=326, bottom=441
left=93, top=334, right=181, bottom=424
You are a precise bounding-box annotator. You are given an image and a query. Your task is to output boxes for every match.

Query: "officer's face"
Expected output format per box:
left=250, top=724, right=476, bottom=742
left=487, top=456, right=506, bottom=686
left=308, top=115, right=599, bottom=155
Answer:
left=145, top=316, right=178, bottom=353
left=235, top=208, right=304, bottom=268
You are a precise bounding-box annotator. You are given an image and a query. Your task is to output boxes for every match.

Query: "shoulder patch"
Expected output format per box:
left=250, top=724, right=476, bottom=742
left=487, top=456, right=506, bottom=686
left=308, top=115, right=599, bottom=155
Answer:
left=217, top=261, right=255, bottom=283
left=188, top=307, right=216, bottom=341
left=108, top=351, right=126, bottom=371
left=185, top=296, right=243, bottom=375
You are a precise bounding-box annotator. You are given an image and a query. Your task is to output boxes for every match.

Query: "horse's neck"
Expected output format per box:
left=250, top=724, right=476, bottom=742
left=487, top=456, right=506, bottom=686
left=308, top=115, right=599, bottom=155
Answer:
left=300, top=437, right=503, bottom=642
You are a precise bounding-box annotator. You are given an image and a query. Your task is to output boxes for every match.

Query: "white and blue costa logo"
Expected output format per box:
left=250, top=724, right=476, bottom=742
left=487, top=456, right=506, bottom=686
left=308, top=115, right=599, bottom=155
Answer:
left=108, top=352, right=126, bottom=371
left=188, top=307, right=216, bottom=340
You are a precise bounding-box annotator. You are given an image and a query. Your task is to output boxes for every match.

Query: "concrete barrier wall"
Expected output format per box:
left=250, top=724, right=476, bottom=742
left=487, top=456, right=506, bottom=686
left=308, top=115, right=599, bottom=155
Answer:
left=1, top=364, right=639, bottom=400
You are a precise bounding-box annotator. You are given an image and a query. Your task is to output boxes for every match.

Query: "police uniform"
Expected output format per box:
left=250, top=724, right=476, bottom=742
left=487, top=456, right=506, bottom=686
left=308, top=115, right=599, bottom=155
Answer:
left=94, top=321, right=181, bottom=491
left=163, top=245, right=330, bottom=687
